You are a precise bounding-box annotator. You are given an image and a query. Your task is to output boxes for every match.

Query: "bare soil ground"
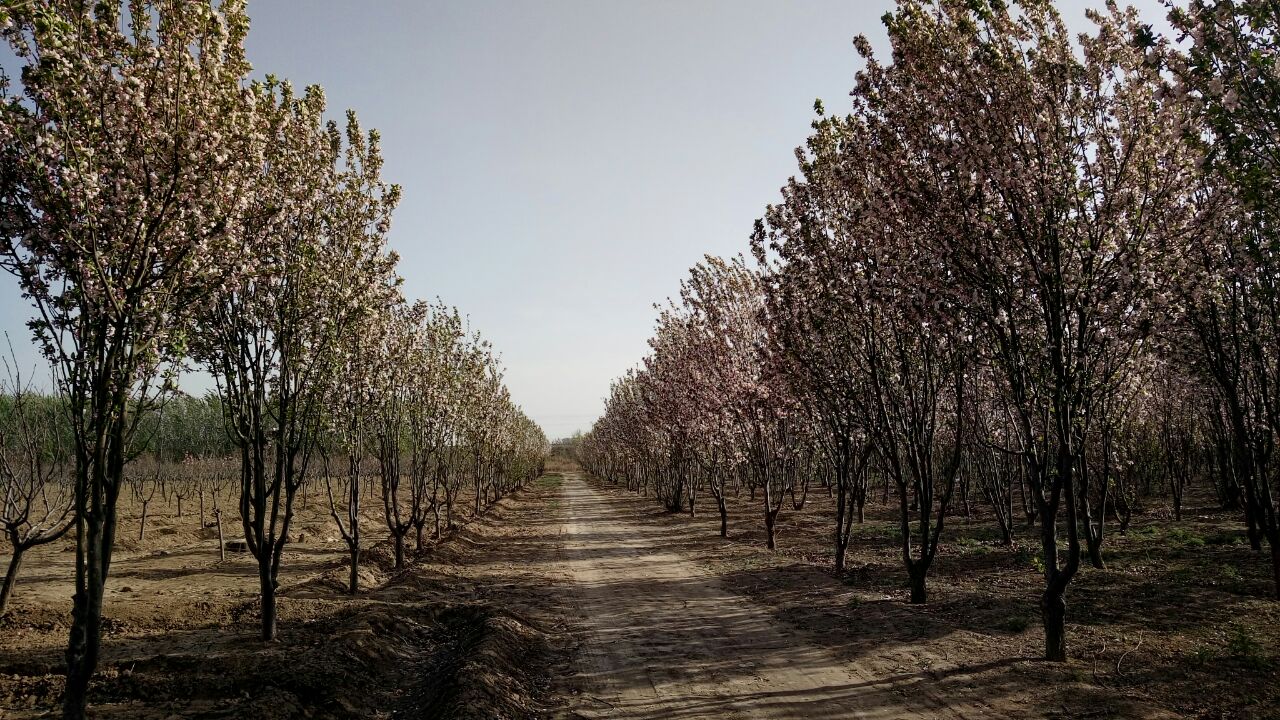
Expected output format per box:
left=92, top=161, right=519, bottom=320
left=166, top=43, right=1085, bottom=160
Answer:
left=585, top=473, right=1279, bottom=720
left=0, top=480, right=570, bottom=719
left=555, top=471, right=991, bottom=719
left=3, top=461, right=1276, bottom=719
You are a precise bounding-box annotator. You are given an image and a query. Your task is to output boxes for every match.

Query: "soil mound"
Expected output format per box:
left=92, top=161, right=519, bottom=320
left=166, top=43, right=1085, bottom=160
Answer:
left=400, top=605, right=556, bottom=719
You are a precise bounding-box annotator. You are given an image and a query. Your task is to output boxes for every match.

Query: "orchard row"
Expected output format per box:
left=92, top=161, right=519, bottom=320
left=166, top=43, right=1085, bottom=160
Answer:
left=579, top=0, right=1280, bottom=665
left=0, top=2, right=546, bottom=718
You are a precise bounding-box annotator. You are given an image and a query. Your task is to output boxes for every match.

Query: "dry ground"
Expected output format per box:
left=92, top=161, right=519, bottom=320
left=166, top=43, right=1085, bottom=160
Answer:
left=1, top=459, right=1276, bottom=719
left=594, top=472, right=1279, bottom=720
left=0, top=479, right=569, bottom=719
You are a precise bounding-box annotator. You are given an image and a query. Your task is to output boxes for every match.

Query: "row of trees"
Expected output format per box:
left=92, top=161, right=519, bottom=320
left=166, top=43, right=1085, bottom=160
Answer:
left=2, top=356, right=546, bottom=609
left=320, top=300, right=547, bottom=594
left=1, top=389, right=228, bottom=617
left=579, top=0, right=1280, bottom=665
left=0, top=2, right=546, bottom=718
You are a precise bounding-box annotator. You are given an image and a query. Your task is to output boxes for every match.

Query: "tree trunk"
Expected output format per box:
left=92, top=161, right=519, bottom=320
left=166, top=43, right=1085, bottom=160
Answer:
left=259, top=561, right=277, bottom=641
left=62, top=585, right=102, bottom=720
left=1041, top=586, right=1067, bottom=662
left=835, top=474, right=850, bottom=573
left=999, top=519, right=1014, bottom=546
left=1245, top=499, right=1263, bottom=551
left=1085, top=528, right=1105, bottom=570
left=393, top=533, right=405, bottom=569
left=1268, top=526, right=1280, bottom=601
left=349, top=546, right=360, bottom=595
left=717, top=494, right=728, bottom=538
left=63, top=490, right=114, bottom=720
left=0, top=548, right=25, bottom=616
left=908, top=565, right=927, bottom=604
left=215, top=510, right=225, bottom=562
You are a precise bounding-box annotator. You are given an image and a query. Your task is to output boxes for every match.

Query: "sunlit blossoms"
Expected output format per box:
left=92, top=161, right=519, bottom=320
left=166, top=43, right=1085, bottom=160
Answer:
left=580, top=0, right=1280, bottom=668
left=0, top=2, right=546, bottom=717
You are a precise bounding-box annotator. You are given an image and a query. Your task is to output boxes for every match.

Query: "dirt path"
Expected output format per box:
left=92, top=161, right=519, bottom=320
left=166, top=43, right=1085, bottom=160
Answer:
left=2, top=470, right=1184, bottom=718
left=551, top=472, right=972, bottom=720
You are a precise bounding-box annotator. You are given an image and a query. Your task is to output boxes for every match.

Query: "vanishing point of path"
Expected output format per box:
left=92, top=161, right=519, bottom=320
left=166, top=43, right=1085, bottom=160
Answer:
left=540, top=472, right=975, bottom=720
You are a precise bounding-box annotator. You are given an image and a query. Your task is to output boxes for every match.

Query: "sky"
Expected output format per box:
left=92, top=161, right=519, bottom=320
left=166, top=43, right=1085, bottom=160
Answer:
left=0, top=0, right=1171, bottom=440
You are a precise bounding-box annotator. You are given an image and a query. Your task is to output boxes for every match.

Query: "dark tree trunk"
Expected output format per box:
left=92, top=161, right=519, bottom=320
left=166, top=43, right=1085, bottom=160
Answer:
left=1245, top=499, right=1263, bottom=551
left=908, top=565, right=927, bottom=604
left=835, top=465, right=851, bottom=573
left=64, top=509, right=111, bottom=720
left=215, top=509, right=225, bottom=561
left=0, top=548, right=25, bottom=616
left=259, top=560, right=277, bottom=641
left=1267, top=525, right=1280, bottom=601
left=63, top=423, right=124, bottom=720
left=1039, top=483, right=1078, bottom=662
left=349, top=546, right=360, bottom=595
left=717, top=494, right=728, bottom=538
left=62, top=584, right=101, bottom=720
left=1085, top=527, right=1105, bottom=570
left=1041, top=585, right=1067, bottom=662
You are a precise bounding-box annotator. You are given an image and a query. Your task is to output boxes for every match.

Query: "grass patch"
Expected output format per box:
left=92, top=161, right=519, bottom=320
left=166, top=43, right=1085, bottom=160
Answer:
left=955, top=536, right=995, bottom=554
left=1184, top=624, right=1275, bottom=673
left=1165, top=527, right=1207, bottom=547
left=1015, top=545, right=1045, bottom=573
left=1227, top=624, right=1273, bottom=671
left=997, top=615, right=1031, bottom=633
left=1204, top=530, right=1245, bottom=546
left=1185, top=644, right=1216, bottom=668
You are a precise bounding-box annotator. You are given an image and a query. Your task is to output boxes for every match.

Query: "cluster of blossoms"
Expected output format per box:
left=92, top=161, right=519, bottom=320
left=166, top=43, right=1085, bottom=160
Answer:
left=0, top=2, right=545, bottom=716
left=580, top=0, right=1280, bottom=664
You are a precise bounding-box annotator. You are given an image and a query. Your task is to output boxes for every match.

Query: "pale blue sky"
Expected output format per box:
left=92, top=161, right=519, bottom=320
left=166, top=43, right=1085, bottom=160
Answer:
left=0, top=0, right=1169, bottom=439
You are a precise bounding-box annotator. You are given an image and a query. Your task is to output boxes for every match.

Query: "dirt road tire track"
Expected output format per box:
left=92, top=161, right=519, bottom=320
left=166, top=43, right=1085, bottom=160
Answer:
left=553, top=472, right=983, bottom=720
